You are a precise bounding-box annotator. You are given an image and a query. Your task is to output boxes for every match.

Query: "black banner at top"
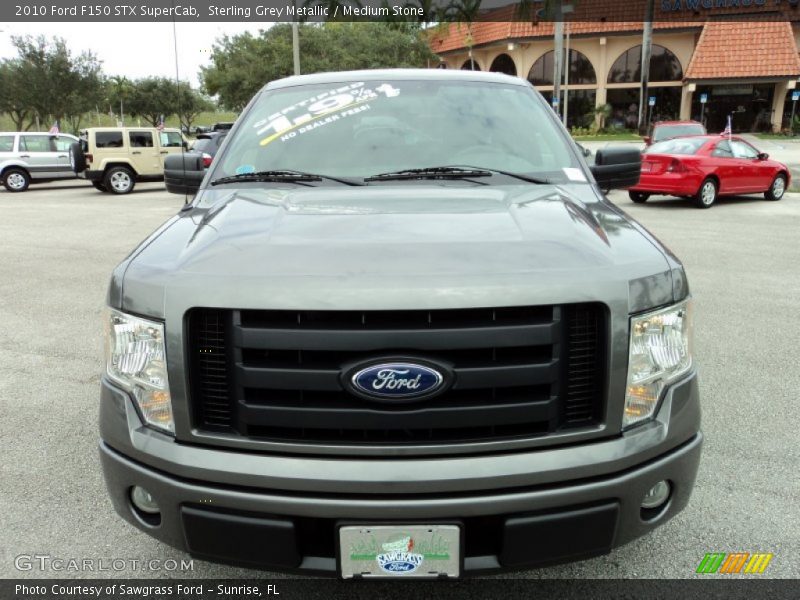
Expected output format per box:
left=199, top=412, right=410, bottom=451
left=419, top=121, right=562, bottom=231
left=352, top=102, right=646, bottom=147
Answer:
left=3, top=0, right=800, bottom=23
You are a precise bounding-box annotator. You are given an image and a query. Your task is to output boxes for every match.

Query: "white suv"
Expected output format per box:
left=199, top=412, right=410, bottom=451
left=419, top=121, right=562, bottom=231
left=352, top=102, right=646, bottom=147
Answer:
left=0, top=132, right=79, bottom=192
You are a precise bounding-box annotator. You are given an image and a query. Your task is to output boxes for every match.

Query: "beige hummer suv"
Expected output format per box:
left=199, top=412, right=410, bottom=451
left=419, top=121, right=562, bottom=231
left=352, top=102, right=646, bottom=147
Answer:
left=70, top=127, right=186, bottom=194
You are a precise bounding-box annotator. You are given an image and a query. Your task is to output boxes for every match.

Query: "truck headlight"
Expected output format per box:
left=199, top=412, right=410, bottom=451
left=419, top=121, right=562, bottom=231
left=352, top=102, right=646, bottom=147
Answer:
left=624, top=300, right=693, bottom=429
left=104, top=309, right=174, bottom=434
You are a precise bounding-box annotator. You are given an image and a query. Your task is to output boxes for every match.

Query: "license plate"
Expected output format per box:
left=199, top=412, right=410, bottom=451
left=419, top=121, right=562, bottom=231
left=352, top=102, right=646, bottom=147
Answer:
left=339, top=524, right=460, bottom=579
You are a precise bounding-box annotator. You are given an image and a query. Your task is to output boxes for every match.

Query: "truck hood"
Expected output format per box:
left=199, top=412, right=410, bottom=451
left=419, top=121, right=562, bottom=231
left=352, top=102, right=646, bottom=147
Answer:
left=120, top=183, right=677, bottom=318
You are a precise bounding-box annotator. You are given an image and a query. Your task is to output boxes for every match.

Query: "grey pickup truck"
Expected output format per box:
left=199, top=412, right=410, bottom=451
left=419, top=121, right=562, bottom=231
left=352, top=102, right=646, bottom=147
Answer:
left=100, top=69, right=701, bottom=578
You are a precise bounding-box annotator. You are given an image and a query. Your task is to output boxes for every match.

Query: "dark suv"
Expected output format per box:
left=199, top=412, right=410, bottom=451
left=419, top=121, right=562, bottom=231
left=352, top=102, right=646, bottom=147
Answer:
left=190, top=131, right=227, bottom=168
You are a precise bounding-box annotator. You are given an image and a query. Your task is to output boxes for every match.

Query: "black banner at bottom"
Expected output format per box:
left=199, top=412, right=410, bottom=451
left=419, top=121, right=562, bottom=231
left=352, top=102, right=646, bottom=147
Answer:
left=2, top=579, right=798, bottom=600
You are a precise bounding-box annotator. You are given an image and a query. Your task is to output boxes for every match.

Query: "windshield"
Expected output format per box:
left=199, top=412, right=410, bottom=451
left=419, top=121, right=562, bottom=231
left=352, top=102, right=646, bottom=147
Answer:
left=212, top=79, right=580, bottom=184
left=646, top=137, right=706, bottom=155
left=652, top=124, right=705, bottom=142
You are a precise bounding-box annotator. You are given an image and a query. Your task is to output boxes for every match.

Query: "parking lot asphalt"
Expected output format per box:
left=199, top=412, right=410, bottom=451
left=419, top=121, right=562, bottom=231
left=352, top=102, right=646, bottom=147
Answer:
left=1, top=180, right=798, bottom=580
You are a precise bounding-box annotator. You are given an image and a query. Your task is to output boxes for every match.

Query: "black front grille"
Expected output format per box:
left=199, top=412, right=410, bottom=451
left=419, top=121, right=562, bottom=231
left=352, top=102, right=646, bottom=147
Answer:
left=187, top=304, right=605, bottom=446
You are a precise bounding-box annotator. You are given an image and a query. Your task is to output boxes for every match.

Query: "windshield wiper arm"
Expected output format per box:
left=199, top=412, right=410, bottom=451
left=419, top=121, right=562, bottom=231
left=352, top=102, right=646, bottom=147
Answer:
left=211, top=170, right=363, bottom=186
left=364, top=166, right=493, bottom=182
left=449, top=165, right=551, bottom=185
left=364, top=165, right=551, bottom=184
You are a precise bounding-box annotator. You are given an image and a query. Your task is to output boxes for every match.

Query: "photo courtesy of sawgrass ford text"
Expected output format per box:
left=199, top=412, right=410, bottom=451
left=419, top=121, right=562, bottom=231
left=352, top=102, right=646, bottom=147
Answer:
left=13, top=584, right=277, bottom=597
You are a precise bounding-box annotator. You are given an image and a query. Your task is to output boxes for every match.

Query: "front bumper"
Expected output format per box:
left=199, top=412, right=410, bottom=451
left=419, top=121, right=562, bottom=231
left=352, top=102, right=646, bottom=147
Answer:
left=79, top=169, right=104, bottom=182
left=99, top=373, right=702, bottom=575
left=101, top=434, right=701, bottom=575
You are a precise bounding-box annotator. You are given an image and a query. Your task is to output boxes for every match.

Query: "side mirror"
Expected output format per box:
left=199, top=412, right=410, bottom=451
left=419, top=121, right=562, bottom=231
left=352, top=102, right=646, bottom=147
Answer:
left=182, top=140, right=189, bottom=150
left=643, top=136, right=651, bottom=145
left=164, top=153, right=205, bottom=195
left=757, top=152, right=769, bottom=160
left=590, top=147, right=642, bottom=190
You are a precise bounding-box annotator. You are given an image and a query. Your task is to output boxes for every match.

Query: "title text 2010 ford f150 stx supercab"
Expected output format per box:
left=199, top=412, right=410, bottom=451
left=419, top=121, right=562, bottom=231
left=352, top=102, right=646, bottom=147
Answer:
left=100, top=70, right=701, bottom=578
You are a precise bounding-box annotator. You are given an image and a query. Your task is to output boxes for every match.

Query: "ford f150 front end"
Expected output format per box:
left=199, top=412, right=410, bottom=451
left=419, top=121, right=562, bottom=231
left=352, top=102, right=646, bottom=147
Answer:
left=99, top=70, right=701, bottom=578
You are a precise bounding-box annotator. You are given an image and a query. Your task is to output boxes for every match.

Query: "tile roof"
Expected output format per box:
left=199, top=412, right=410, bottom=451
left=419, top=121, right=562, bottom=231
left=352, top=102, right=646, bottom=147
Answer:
left=431, top=18, right=696, bottom=55
left=430, top=0, right=800, bottom=70
left=684, top=20, right=800, bottom=79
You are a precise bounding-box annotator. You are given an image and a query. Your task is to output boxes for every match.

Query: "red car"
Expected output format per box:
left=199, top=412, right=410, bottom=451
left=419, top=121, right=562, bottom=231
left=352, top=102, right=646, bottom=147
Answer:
left=628, top=135, right=790, bottom=208
left=644, top=120, right=706, bottom=146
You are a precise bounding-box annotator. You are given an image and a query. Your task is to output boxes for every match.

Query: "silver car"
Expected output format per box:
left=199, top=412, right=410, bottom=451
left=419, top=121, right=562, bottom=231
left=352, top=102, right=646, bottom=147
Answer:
left=0, top=131, right=79, bottom=192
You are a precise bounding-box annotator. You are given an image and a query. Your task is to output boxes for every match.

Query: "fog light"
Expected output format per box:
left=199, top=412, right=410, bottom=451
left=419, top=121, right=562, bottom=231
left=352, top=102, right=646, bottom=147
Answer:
left=641, top=480, right=671, bottom=509
left=130, top=486, right=160, bottom=514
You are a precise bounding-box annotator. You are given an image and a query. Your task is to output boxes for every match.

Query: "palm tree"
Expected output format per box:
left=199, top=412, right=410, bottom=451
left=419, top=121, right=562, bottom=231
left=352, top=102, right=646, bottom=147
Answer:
left=593, top=103, right=612, bottom=133
left=445, top=0, right=482, bottom=70
left=107, top=75, right=133, bottom=126
left=516, top=1, right=573, bottom=119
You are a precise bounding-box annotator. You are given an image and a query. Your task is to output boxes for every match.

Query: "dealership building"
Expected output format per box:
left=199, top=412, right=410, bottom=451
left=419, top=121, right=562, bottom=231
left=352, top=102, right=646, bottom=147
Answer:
left=431, top=7, right=800, bottom=133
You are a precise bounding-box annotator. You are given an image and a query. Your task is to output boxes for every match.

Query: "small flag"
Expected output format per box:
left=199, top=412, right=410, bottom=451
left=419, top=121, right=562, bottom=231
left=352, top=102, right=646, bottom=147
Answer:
left=157, top=115, right=165, bottom=131
left=721, top=114, right=732, bottom=139
left=49, top=120, right=60, bottom=137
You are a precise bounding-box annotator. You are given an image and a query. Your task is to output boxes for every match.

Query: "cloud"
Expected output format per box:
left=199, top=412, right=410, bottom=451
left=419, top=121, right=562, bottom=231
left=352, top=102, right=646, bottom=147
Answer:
left=0, top=21, right=270, bottom=88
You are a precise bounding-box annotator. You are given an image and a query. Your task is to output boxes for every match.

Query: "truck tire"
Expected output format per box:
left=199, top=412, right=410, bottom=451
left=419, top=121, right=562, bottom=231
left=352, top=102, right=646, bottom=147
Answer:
left=104, top=166, right=135, bottom=195
left=628, top=191, right=649, bottom=203
left=69, top=142, right=86, bottom=174
left=2, top=167, right=31, bottom=192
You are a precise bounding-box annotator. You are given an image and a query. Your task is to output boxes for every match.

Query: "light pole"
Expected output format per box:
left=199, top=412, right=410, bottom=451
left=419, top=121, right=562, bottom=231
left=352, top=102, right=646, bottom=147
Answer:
left=552, top=17, right=563, bottom=118
left=292, top=0, right=300, bottom=76
left=563, top=21, right=570, bottom=127
left=638, top=0, right=654, bottom=135
left=558, top=4, right=575, bottom=127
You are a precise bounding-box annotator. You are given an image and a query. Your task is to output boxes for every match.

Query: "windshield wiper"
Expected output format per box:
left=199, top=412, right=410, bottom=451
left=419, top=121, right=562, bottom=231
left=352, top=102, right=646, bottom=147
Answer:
left=364, top=165, right=550, bottom=185
left=364, top=166, right=493, bottom=182
left=449, top=165, right=551, bottom=185
left=211, top=170, right=363, bottom=186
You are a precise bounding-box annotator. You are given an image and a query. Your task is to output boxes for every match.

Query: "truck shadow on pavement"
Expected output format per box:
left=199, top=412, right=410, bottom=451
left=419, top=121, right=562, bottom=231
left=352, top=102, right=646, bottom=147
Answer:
left=1, top=183, right=168, bottom=195
left=620, top=194, right=787, bottom=210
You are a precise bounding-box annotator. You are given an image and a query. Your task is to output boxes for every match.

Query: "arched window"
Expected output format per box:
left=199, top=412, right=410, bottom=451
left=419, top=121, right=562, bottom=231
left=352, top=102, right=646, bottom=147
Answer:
left=527, top=49, right=597, bottom=86
left=489, top=54, right=517, bottom=76
left=607, top=45, right=683, bottom=83
left=461, top=58, right=481, bottom=71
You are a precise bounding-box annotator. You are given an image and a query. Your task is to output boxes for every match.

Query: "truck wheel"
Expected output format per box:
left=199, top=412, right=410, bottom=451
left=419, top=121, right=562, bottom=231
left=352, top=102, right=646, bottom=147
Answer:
left=694, top=178, right=717, bottom=209
left=92, top=182, right=108, bottom=192
left=2, top=168, right=31, bottom=192
left=104, top=167, right=135, bottom=195
left=69, top=142, right=86, bottom=174
left=764, top=174, right=786, bottom=201
left=628, top=191, right=649, bottom=203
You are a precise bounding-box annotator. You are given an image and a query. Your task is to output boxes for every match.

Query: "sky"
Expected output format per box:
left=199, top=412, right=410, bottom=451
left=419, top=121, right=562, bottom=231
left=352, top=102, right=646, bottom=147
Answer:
left=0, top=22, right=270, bottom=88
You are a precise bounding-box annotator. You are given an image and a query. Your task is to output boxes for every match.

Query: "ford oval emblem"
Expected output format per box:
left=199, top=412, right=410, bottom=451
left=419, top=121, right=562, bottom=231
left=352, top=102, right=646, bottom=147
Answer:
left=348, top=361, right=447, bottom=402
